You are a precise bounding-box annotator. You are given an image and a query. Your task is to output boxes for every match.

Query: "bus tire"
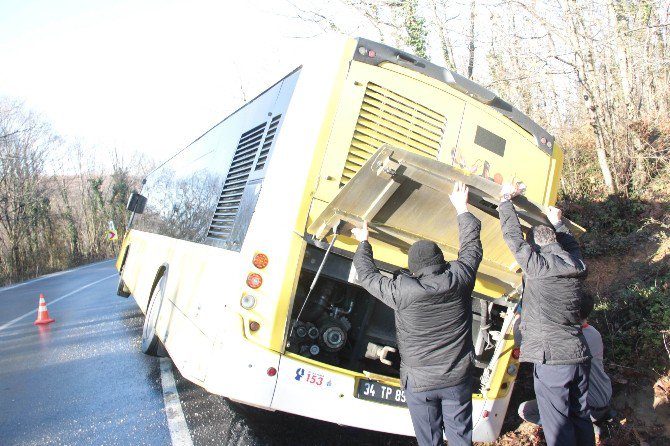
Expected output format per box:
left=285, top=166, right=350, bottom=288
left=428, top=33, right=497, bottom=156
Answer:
left=117, top=248, right=131, bottom=297
left=117, top=274, right=131, bottom=297
left=141, top=277, right=166, bottom=357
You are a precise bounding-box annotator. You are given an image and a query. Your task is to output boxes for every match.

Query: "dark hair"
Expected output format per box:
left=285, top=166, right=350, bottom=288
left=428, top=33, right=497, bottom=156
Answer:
left=580, top=290, right=594, bottom=320
left=531, top=225, right=557, bottom=247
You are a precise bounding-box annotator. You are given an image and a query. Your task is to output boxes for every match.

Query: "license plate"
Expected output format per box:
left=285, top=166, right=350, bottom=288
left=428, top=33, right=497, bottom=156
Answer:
left=356, top=379, right=407, bottom=407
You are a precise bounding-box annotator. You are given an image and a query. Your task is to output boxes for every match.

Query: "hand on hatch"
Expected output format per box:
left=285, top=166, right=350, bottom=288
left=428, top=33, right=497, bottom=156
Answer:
left=351, top=221, right=369, bottom=242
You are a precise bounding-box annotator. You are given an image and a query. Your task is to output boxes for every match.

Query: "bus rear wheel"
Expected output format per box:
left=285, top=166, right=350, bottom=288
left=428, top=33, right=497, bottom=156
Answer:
left=141, top=277, right=166, bottom=356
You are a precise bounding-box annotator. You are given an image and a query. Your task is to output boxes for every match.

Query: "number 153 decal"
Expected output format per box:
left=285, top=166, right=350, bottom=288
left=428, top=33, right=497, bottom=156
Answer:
left=295, top=367, right=332, bottom=387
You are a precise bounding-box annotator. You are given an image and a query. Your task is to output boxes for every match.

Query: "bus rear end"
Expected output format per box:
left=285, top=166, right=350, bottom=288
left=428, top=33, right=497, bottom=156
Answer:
left=231, top=38, right=569, bottom=441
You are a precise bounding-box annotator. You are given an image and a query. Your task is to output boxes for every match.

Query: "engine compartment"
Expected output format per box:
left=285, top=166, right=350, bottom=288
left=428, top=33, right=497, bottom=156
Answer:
left=286, top=244, right=508, bottom=388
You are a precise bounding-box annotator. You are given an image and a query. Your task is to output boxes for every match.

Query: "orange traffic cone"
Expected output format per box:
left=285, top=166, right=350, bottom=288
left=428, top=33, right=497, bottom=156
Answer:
left=34, top=293, right=55, bottom=325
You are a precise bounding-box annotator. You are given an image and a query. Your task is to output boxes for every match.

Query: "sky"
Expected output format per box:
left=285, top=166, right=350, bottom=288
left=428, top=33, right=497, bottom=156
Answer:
left=0, top=0, right=335, bottom=165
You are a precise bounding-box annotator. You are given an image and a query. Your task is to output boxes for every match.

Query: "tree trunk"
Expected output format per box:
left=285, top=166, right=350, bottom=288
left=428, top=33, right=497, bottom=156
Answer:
left=467, top=0, right=475, bottom=79
left=559, top=0, right=617, bottom=193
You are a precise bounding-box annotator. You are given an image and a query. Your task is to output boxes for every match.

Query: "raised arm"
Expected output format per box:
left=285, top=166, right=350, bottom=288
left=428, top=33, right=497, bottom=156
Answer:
left=352, top=222, right=403, bottom=310
left=498, top=199, right=538, bottom=273
left=547, top=206, right=584, bottom=262
left=449, top=181, right=482, bottom=282
left=499, top=197, right=586, bottom=277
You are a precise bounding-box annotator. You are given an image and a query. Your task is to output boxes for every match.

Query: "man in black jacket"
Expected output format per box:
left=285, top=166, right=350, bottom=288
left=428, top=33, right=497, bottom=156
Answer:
left=498, top=184, right=593, bottom=446
left=351, top=181, right=482, bottom=446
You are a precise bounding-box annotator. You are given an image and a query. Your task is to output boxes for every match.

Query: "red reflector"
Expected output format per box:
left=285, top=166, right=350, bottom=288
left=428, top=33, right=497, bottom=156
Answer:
left=368, top=50, right=376, bottom=58
left=267, top=367, right=277, bottom=377
left=247, top=273, right=263, bottom=289
left=252, top=253, right=269, bottom=269
left=249, top=321, right=260, bottom=331
left=512, top=347, right=521, bottom=360
left=482, top=410, right=490, bottom=418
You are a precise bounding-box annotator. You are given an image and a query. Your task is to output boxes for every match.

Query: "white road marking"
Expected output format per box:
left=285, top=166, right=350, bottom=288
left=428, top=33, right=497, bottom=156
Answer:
left=160, top=358, right=194, bottom=446
left=0, top=259, right=116, bottom=294
left=0, top=273, right=118, bottom=332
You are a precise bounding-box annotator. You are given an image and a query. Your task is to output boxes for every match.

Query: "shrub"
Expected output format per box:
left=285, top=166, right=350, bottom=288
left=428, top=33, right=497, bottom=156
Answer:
left=560, top=195, right=650, bottom=257
left=591, top=266, right=670, bottom=374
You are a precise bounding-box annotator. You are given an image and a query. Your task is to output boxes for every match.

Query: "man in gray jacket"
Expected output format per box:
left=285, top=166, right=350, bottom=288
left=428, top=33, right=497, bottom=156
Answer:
left=351, top=181, right=482, bottom=446
left=499, top=184, right=593, bottom=446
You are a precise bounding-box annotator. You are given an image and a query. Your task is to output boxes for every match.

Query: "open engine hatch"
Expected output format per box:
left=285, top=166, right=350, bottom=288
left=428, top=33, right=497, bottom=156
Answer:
left=307, top=144, right=584, bottom=298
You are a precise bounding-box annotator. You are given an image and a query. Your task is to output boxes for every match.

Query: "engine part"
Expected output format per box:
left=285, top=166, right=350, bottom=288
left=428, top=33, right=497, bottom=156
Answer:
left=331, top=300, right=353, bottom=318
left=293, top=224, right=341, bottom=324
left=309, top=344, right=320, bottom=356
left=320, top=325, right=346, bottom=352
left=365, top=342, right=397, bottom=366
left=295, top=325, right=308, bottom=339
left=474, top=300, right=492, bottom=360
left=307, top=324, right=319, bottom=340
left=338, top=316, right=351, bottom=332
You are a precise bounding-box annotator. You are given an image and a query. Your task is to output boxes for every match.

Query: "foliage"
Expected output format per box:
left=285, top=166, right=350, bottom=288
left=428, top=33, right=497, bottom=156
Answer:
left=0, top=99, right=56, bottom=280
left=591, top=265, right=670, bottom=374
left=401, top=0, right=428, bottom=58
left=558, top=117, right=670, bottom=375
left=560, top=194, right=652, bottom=257
left=0, top=99, right=147, bottom=285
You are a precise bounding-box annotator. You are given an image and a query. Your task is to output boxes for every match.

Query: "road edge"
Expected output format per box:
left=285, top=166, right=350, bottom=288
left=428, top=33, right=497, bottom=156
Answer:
left=160, top=357, right=195, bottom=446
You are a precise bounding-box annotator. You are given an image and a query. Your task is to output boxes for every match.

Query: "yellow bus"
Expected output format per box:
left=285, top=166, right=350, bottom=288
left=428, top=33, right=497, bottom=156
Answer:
left=116, top=36, right=571, bottom=442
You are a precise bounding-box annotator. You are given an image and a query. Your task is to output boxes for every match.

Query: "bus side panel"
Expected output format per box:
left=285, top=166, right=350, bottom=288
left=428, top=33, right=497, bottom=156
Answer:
left=119, top=229, right=250, bottom=384
left=224, top=37, right=360, bottom=353
left=120, top=231, right=171, bottom=313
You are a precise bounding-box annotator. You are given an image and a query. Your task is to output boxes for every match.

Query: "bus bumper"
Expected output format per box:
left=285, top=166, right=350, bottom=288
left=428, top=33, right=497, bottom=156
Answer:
left=271, top=354, right=512, bottom=441
left=202, top=313, right=511, bottom=441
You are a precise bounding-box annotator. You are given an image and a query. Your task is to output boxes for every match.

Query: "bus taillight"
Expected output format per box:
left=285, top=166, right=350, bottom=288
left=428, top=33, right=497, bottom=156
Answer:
left=252, top=253, right=269, bottom=269
left=240, top=294, right=256, bottom=309
left=247, top=273, right=263, bottom=289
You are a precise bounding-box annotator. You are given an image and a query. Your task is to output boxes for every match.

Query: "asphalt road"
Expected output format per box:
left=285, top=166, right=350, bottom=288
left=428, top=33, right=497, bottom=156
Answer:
left=0, top=261, right=170, bottom=445
left=0, top=261, right=416, bottom=446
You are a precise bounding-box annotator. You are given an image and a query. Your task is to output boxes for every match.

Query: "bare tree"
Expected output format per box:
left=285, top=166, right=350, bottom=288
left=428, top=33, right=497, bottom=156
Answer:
left=0, top=99, right=59, bottom=280
left=487, top=0, right=670, bottom=195
left=428, top=0, right=459, bottom=70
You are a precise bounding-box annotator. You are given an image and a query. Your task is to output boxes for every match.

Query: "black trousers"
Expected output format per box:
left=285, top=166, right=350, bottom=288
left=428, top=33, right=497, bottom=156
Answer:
left=404, top=377, right=472, bottom=446
left=534, top=363, right=595, bottom=446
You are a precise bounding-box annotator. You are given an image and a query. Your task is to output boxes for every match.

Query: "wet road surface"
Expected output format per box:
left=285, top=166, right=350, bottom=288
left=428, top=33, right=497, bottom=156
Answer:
left=0, top=261, right=170, bottom=445
left=0, top=261, right=417, bottom=446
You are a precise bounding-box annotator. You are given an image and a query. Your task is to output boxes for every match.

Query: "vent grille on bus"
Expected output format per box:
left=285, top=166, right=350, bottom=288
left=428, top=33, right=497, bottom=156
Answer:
left=255, top=115, right=281, bottom=171
left=207, top=123, right=266, bottom=241
left=341, top=83, right=446, bottom=187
